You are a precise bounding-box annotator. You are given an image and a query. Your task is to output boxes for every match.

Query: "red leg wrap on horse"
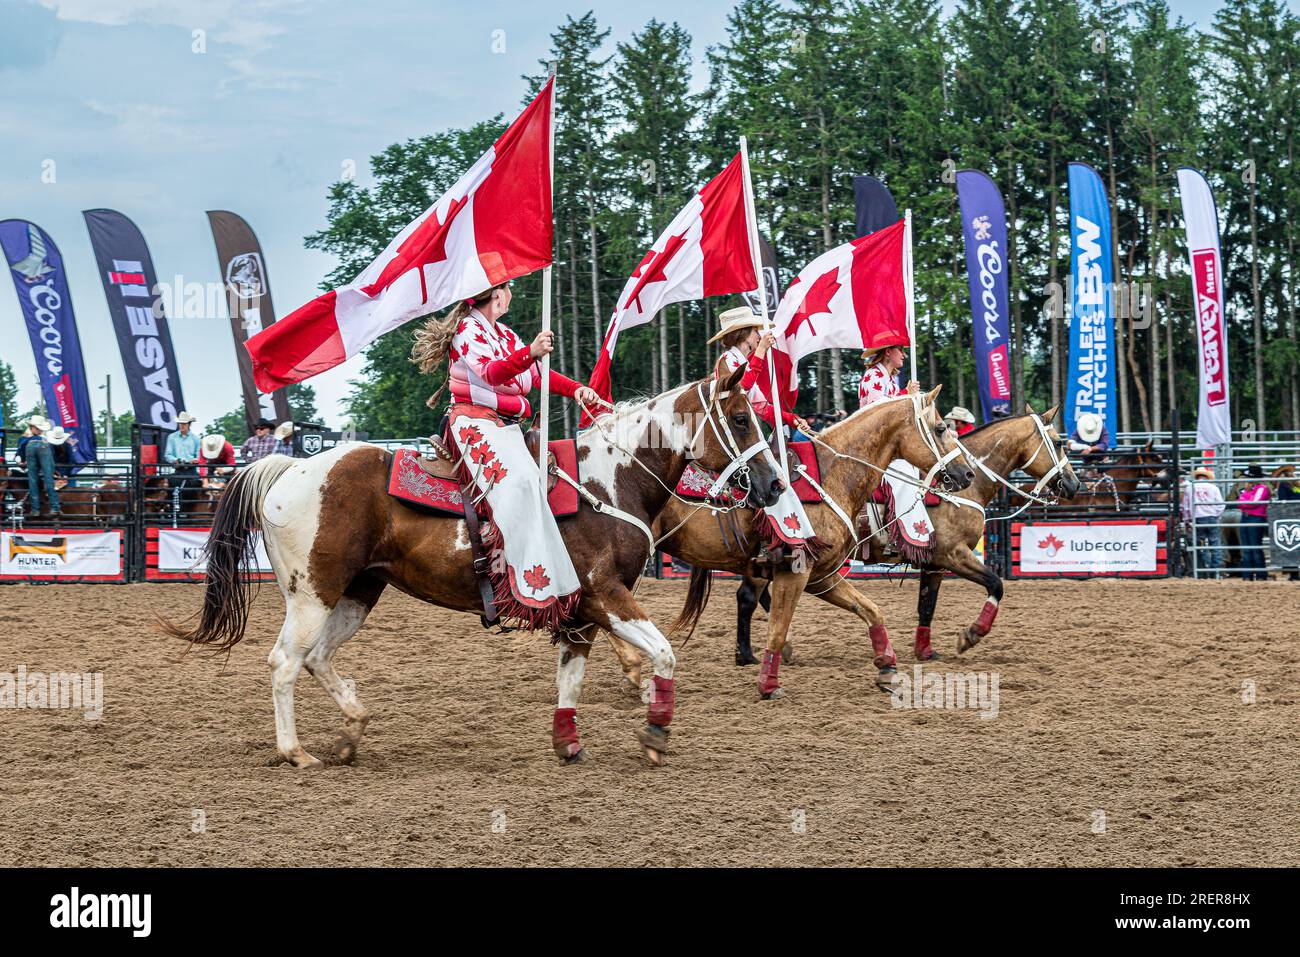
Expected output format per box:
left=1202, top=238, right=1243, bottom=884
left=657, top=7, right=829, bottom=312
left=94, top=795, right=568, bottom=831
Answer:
left=552, top=708, right=580, bottom=759
left=758, top=650, right=781, bottom=696
left=647, top=676, right=675, bottom=727
left=869, top=623, right=897, bottom=669
left=914, top=625, right=934, bottom=660
left=973, top=600, right=998, bottom=636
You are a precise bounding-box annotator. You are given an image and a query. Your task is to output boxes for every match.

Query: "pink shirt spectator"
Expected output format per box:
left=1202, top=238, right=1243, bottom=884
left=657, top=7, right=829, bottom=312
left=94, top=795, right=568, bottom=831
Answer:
left=1238, top=481, right=1270, bottom=518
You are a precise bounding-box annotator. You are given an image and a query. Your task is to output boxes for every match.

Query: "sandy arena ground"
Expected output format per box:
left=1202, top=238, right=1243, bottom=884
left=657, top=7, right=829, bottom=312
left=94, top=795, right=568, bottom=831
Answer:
left=1, top=577, right=1295, bottom=867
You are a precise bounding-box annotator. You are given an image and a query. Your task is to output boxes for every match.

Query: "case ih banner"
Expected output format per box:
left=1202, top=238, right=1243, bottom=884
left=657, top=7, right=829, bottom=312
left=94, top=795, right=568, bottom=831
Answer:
left=1014, top=520, right=1165, bottom=577
left=0, top=220, right=97, bottom=464
left=206, top=211, right=291, bottom=433
left=83, top=209, right=187, bottom=429
left=955, top=170, right=1013, bottom=420
left=1176, top=167, right=1232, bottom=449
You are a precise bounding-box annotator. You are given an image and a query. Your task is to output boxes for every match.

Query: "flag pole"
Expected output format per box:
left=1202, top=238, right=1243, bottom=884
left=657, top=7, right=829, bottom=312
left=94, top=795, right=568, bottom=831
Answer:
left=740, top=135, right=788, bottom=480
left=537, top=71, right=557, bottom=476
left=904, top=207, right=917, bottom=389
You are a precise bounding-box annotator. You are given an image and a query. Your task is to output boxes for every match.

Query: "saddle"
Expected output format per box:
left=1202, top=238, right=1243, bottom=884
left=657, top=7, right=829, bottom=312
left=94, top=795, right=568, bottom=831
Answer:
left=415, top=431, right=559, bottom=493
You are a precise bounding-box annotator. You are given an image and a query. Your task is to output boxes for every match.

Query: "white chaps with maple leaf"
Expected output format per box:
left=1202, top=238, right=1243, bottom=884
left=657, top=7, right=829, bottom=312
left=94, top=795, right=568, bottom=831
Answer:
left=449, top=410, right=581, bottom=627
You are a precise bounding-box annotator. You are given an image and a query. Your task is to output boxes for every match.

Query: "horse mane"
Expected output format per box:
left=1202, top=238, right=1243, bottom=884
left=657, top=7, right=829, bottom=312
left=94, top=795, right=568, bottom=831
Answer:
left=818, top=393, right=916, bottom=441
left=960, top=411, right=1036, bottom=439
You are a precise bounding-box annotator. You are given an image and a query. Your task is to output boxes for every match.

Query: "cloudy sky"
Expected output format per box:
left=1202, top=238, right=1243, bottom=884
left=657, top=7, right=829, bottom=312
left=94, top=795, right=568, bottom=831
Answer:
left=0, top=0, right=1235, bottom=433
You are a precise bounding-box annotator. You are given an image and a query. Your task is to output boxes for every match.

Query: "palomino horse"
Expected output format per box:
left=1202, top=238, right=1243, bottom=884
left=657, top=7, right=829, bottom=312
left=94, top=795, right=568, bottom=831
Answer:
left=748, top=406, right=1080, bottom=664
left=609, top=387, right=976, bottom=698
left=164, top=368, right=781, bottom=768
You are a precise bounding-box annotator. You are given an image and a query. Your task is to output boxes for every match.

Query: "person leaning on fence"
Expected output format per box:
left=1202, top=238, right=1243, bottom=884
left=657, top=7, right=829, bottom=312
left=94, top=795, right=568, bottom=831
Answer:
left=1236, top=463, right=1271, bottom=581
left=199, top=433, right=237, bottom=485
left=16, top=415, right=59, bottom=518
left=273, top=421, right=295, bottom=457
left=1067, top=412, right=1110, bottom=457
left=1184, top=466, right=1226, bottom=578
left=241, top=418, right=279, bottom=463
left=163, top=411, right=202, bottom=491
left=45, top=426, right=76, bottom=483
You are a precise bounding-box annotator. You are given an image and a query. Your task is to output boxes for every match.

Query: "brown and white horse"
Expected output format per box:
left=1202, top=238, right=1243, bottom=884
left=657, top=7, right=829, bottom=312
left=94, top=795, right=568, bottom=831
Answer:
left=610, top=387, right=975, bottom=697
left=164, top=367, right=781, bottom=768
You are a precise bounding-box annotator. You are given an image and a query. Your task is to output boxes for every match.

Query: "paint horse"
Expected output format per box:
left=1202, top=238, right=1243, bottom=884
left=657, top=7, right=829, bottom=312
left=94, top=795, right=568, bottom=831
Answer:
left=163, top=368, right=781, bottom=768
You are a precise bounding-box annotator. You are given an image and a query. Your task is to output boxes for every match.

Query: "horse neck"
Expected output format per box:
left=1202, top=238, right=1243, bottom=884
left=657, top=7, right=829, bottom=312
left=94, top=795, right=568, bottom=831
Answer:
left=817, top=401, right=910, bottom=513
left=958, top=420, right=1036, bottom=505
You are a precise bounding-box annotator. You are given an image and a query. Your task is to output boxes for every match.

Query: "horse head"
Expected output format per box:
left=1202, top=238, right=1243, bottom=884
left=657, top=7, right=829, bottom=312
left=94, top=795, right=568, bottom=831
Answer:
left=1022, top=403, right=1080, bottom=500
left=891, top=385, right=974, bottom=492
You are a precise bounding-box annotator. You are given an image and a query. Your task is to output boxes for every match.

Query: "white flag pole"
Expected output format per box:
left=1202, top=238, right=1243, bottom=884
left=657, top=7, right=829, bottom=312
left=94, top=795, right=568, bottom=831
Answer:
left=904, top=207, right=917, bottom=390
left=740, top=135, right=788, bottom=480
left=537, top=71, right=557, bottom=476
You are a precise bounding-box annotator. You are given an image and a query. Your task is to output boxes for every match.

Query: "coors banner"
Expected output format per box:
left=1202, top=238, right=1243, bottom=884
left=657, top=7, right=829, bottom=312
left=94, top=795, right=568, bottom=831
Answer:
left=83, top=209, right=187, bottom=428
left=955, top=170, right=1013, bottom=420
left=0, top=220, right=97, bottom=463
left=1176, top=168, right=1232, bottom=449
left=206, top=211, right=291, bottom=431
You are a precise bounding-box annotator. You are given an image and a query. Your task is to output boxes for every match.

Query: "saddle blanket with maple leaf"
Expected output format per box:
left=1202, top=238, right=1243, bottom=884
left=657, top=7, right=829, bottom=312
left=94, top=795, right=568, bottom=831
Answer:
left=448, top=407, right=581, bottom=629
left=870, top=460, right=934, bottom=565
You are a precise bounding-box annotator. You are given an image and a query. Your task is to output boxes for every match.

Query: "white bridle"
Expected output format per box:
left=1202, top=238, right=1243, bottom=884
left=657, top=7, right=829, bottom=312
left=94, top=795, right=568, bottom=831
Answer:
left=955, top=413, right=1071, bottom=508
left=907, top=392, right=967, bottom=491
left=690, top=380, right=771, bottom=502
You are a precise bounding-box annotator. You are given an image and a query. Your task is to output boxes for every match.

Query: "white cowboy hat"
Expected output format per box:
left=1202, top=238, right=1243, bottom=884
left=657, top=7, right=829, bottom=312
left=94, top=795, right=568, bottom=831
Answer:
left=175, top=411, right=196, bottom=424
left=945, top=406, right=975, bottom=424
left=45, top=426, right=70, bottom=446
left=1076, top=412, right=1103, bottom=442
left=200, top=434, right=227, bottom=460
left=274, top=421, right=294, bottom=441
left=1193, top=466, right=1215, bottom=480
left=707, top=305, right=764, bottom=344
left=28, top=415, right=52, bottom=432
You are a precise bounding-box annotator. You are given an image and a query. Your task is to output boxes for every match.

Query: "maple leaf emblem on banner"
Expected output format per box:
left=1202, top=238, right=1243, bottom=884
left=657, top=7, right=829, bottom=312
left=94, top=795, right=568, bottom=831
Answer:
left=1038, top=532, right=1064, bottom=557
left=783, top=514, right=803, bottom=534
left=482, top=459, right=507, bottom=485
left=912, top=519, right=930, bottom=538
left=523, top=564, right=551, bottom=593
left=623, top=232, right=688, bottom=314
left=469, top=442, right=496, bottom=466
left=361, top=194, right=469, bottom=302
left=784, top=266, right=840, bottom=340
left=458, top=425, right=483, bottom=445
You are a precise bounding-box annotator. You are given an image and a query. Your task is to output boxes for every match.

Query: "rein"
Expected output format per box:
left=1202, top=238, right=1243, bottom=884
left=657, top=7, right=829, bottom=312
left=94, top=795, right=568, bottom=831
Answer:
left=953, top=414, right=1069, bottom=520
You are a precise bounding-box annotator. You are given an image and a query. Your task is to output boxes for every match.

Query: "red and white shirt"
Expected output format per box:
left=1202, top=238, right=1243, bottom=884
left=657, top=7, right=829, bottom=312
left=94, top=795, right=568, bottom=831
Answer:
left=448, top=309, right=580, bottom=418
left=858, top=363, right=900, bottom=408
left=720, top=346, right=796, bottom=429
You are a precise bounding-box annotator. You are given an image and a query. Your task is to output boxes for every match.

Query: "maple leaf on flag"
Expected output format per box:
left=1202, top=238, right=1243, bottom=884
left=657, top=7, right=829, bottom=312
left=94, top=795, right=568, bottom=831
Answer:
left=361, top=194, right=469, bottom=302
left=782, top=514, right=803, bottom=534
left=523, top=564, right=551, bottom=593
left=783, top=266, right=841, bottom=340
left=622, top=233, right=688, bottom=315
left=458, top=425, right=483, bottom=445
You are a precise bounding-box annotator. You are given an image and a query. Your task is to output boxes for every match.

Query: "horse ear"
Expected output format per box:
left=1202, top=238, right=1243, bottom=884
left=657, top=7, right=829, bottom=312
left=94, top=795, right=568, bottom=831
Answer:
left=924, top=384, right=943, bottom=406
left=1042, top=404, right=1060, bottom=425
left=1024, top=401, right=1037, bottom=415
left=717, top=358, right=746, bottom=395
left=1144, top=439, right=1154, bottom=451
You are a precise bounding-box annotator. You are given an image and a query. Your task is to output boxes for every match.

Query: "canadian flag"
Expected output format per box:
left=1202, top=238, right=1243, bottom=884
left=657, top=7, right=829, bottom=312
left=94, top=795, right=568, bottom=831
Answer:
left=247, top=78, right=555, bottom=392
left=585, top=153, right=756, bottom=420
left=752, top=219, right=910, bottom=410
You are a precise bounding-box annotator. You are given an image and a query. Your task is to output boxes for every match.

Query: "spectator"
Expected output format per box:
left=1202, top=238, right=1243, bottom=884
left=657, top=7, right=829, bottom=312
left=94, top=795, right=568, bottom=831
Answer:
left=164, top=411, right=201, bottom=488
left=45, top=426, right=76, bottom=481
left=1183, top=466, right=1225, bottom=577
left=16, top=415, right=59, bottom=518
left=273, top=421, right=295, bottom=457
left=241, top=418, right=278, bottom=463
left=1066, top=412, right=1110, bottom=457
left=1236, top=463, right=1271, bottom=581
left=199, top=433, right=237, bottom=485
left=944, top=406, right=977, bottom=437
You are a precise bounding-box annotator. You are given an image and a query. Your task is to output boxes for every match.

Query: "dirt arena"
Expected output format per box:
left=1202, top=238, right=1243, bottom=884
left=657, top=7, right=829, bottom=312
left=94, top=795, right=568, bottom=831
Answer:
left=1, top=576, right=1295, bottom=867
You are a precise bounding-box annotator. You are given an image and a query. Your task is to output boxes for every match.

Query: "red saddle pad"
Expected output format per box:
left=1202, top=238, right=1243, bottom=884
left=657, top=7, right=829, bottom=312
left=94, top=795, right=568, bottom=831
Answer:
left=387, top=443, right=580, bottom=519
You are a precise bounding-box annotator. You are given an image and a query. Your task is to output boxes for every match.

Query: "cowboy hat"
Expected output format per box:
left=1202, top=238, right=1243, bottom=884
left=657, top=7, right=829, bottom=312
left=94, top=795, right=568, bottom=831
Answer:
left=28, top=415, right=52, bottom=432
left=862, top=342, right=906, bottom=363
left=707, top=305, right=764, bottom=344
left=175, top=411, right=196, bottom=424
left=1243, top=463, right=1266, bottom=479
left=254, top=418, right=274, bottom=430
left=45, top=426, right=70, bottom=446
left=200, top=434, right=227, bottom=460
left=945, top=406, right=975, bottom=424
left=1193, top=466, right=1214, bottom=481
left=274, top=421, right=294, bottom=441
left=1075, top=412, right=1103, bottom=443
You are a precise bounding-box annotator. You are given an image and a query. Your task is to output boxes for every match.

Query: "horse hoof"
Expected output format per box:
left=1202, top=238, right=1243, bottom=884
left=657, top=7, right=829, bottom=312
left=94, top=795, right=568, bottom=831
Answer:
left=874, top=667, right=898, bottom=692
left=735, top=651, right=759, bottom=666
left=332, top=733, right=359, bottom=764
left=916, top=650, right=942, bottom=663
left=957, top=628, right=981, bottom=654
left=761, top=687, right=785, bottom=700
left=780, top=643, right=794, bottom=664
left=638, top=724, right=670, bottom=766
left=290, top=754, right=324, bottom=770
left=562, top=747, right=589, bottom=765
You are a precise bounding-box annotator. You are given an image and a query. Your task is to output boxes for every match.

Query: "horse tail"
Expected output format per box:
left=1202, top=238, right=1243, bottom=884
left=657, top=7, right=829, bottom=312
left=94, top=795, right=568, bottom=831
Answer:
left=668, top=564, right=714, bottom=642
left=159, top=454, right=296, bottom=652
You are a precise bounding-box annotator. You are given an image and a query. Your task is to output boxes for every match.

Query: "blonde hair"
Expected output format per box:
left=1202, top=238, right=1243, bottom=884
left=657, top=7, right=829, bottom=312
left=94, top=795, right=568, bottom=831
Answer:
left=410, top=284, right=502, bottom=409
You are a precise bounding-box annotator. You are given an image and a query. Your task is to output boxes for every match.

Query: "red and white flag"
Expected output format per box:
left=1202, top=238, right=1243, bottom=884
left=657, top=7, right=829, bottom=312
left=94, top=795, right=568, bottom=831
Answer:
left=247, top=78, right=555, bottom=392
left=585, top=153, right=756, bottom=417
left=753, top=219, right=910, bottom=410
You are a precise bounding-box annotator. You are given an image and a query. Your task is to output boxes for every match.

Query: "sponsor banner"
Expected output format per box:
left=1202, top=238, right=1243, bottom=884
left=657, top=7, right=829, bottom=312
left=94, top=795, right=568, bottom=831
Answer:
left=1176, top=168, right=1232, bottom=449
left=294, top=427, right=367, bottom=457
left=739, top=233, right=781, bottom=317
left=156, top=528, right=273, bottom=573
left=0, top=220, right=98, bottom=464
left=83, top=209, right=187, bottom=428
left=206, top=211, right=292, bottom=432
left=955, top=170, right=1013, bottom=420
left=1015, top=521, right=1162, bottom=576
left=1065, top=162, right=1119, bottom=441
left=852, top=175, right=900, bottom=239
left=1268, top=502, right=1300, bottom=569
left=0, top=530, right=122, bottom=578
